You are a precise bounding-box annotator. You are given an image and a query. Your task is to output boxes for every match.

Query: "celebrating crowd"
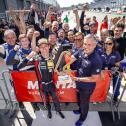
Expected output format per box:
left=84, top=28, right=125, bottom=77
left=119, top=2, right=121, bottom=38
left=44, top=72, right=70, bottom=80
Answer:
left=0, top=3, right=126, bottom=126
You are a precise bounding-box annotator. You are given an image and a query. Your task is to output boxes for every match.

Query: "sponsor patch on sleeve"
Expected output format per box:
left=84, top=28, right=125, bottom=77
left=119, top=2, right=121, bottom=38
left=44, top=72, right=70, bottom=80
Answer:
left=96, top=69, right=100, bottom=73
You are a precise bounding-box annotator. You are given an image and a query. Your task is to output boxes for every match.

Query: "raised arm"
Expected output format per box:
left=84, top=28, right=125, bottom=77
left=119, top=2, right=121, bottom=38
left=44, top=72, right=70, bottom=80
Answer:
left=18, top=10, right=27, bottom=34
left=31, top=31, right=40, bottom=51
left=18, top=51, right=36, bottom=69
left=6, top=45, right=20, bottom=65
left=8, top=9, right=26, bottom=34
left=63, top=55, right=77, bottom=71
left=80, top=10, right=85, bottom=33
left=45, top=6, right=53, bottom=22
left=73, top=8, right=80, bottom=31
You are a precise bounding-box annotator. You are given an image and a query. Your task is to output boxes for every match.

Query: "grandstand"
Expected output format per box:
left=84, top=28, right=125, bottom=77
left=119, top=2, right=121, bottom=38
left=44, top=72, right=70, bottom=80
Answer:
left=89, top=0, right=126, bottom=11
left=89, top=0, right=111, bottom=10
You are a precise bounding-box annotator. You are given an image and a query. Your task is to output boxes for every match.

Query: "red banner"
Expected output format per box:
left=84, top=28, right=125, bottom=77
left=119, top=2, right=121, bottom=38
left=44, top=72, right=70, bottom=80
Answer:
left=11, top=70, right=111, bottom=102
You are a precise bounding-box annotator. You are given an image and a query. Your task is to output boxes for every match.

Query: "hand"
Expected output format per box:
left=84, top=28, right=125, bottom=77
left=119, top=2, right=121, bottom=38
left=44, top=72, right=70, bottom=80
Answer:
left=71, top=76, right=78, bottom=81
left=14, top=45, right=20, bottom=51
left=7, top=9, right=15, bottom=16
left=44, top=22, right=51, bottom=28
left=27, top=51, right=37, bottom=59
left=83, top=4, right=89, bottom=11
left=54, top=69, right=60, bottom=75
left=33, top=31, right=40, bottom=38
left=73, top=8, right=78, bottom=14
left=69, top=74, right=77, bottom=81
left=49, top=6, right=54, bottom=13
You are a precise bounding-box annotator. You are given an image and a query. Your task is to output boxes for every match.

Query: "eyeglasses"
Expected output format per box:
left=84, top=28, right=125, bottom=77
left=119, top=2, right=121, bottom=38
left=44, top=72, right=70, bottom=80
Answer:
left=104, top=43, right=113, bottom=46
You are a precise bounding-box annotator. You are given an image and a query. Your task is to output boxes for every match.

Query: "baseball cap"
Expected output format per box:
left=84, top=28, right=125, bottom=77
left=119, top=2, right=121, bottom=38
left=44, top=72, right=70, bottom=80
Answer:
left=38, top=38, right=49, bottom=46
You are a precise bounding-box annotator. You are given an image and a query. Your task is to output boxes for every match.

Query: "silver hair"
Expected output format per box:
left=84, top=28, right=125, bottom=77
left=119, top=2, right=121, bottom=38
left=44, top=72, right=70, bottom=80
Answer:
left=84, top=34, right=96, bottom=43
left=4, top=29, right=16, bottom=38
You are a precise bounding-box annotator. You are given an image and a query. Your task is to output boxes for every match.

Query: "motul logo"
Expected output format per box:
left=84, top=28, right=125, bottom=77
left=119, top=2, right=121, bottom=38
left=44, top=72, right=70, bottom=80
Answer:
left=27, top=80, right=76, bottom=89
left=56, top=81, right=76, bottom=88
left=28, top=81, right=39, bottom=89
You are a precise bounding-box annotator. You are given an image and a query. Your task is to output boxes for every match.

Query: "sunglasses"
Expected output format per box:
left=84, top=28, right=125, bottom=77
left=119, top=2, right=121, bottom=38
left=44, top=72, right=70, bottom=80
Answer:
left=104, top=43, right=113, bottom=46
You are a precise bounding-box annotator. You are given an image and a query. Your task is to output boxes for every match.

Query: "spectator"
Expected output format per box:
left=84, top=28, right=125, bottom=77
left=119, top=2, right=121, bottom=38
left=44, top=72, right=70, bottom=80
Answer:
left=20, top=37, right=65, bottom=119
left=92, top=16, right=98, bottom=34
left=63, top=15, right=69, bottom=23
left=100, top=15, right=108, bottom=32
left=114, top=23, right=126, bottom=60
left=101, top=37, right=121, bottom=103
left=63, top=34, right=102, bottom=126
left=27, top=3, right=39, bottom=26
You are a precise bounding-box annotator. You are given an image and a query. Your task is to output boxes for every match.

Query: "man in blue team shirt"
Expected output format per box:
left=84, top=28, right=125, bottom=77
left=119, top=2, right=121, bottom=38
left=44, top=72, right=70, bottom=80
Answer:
left=63, top=34, right=102, bottom=126
left=0, top=30, right=17, bottom=70
left=70, top=32, right=84, bottom=70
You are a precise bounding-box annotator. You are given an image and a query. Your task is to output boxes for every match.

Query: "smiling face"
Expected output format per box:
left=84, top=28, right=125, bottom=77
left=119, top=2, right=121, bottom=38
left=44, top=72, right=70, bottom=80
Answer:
left=100, top=29, right=109, bottom=42
left=83, top=37, right=96, bottom=55
left=49, top=34, right=57, bottom=45
left=39, top=43, right=50, bottom=56
left=20, top=37, right=30, bottom=50
left=52, top=21, right=59, bottom=32
left=114, top=27, right=123, bottom=39
left=62, top=23, right=69, bottom=32
left=74, top=34, right=83, bottom=48
left=58, top=29, right=65, bottom=40
left=4, top=30, right=16, bottom=46
left=89, top=24, right=96, bottom=35
left=68, top=31, right=74, bottom=42
left=104, top=38, right=114, bottom=52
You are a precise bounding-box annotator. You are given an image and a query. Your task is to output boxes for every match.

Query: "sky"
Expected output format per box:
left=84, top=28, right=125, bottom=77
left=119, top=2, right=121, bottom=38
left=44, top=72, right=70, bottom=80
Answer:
left=56, top=0, right=94, bottom=7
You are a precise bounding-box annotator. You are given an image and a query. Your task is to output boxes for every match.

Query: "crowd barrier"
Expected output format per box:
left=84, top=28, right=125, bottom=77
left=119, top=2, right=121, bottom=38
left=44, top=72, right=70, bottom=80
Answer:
left=0, top=58, right=19, bottom=124
left=11, top=69, right=124, bottom=122
left=1, top=56, right=126, bottom=122
left=11, top=70, right=111, bottom=103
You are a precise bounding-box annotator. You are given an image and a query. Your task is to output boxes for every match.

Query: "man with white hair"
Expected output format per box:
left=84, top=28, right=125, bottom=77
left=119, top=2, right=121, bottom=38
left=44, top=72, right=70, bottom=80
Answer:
left=63, top=34, right=102, bottom=126
left=0, top=30, right=17, bottom=63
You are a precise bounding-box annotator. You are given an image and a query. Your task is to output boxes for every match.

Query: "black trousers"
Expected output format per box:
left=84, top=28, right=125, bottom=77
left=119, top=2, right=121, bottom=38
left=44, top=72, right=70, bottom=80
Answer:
left=42, top=83, right=61, bottom=112
left=77, top=86, right=95, bottom=121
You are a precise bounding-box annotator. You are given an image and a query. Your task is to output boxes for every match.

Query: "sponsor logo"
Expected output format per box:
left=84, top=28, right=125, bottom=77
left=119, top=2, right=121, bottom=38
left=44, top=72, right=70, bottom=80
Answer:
left=28, top=81, right=39, bottom=89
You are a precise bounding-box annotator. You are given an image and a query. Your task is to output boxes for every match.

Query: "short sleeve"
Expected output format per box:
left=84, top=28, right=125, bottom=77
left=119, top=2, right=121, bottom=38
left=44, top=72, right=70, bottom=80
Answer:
left=91, top=58, right=102, bottom=75
left=115, top=51, right=121, bottom=62
left=73, top=50, right=80, bottom=59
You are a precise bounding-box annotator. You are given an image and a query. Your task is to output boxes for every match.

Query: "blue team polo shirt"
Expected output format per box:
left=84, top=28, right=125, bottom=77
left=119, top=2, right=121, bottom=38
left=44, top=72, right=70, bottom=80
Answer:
left=95, top=45, right=104, bottom=56
left=74, top=50, right=102, bottom=88
left=70, top=46, right=83, bottom=70
left=101, top=50, right=121, bottom=70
